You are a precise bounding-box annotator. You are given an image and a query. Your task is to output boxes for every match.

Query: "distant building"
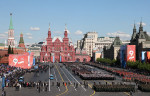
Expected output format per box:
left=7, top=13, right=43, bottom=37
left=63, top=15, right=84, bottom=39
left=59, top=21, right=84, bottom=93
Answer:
left=28, top=42, right=43, bottom=62
left=77, top=32, right=98, bottom=57
left=104, top=37, right=125, bottom=60
left=130, top=21, right=150, bottom=60
left=0, top=43, right=5, bottom=49
left=78, top=31, right=130, bottom=57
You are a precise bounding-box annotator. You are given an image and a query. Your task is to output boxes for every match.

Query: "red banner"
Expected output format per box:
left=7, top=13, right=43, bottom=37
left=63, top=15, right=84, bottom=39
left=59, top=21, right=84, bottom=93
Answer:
left=9, top=52, right=34, bottom=69
left=147, top=51, right=150, bottom=63
left=127, top=45, right=136, bottom=62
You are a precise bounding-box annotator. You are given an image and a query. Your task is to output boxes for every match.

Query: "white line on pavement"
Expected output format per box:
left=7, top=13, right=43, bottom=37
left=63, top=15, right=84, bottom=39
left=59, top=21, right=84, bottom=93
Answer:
left=58, top=87, right=60, bottom=91
left=60, top=67, right=72, bottom=84
left=63, top=67, right=86, bottom=91
left=74, top=87, right=77, bottom=91
left=53, top=68, right=58, bottom=81
left=60, top=67, right=77, bottom=91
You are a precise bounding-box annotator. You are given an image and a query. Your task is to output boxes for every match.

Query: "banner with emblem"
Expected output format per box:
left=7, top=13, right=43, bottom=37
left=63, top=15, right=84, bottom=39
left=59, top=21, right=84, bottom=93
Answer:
left=127, top=45, right=136, bottom=62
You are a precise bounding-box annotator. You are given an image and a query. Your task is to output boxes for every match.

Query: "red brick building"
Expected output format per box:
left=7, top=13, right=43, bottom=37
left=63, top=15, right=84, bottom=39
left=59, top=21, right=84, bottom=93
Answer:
left=0, top=14, right=26, bottom=64
left=18, top=33, right=25, bottom=49
left=40, top=25, right=91, bottom=62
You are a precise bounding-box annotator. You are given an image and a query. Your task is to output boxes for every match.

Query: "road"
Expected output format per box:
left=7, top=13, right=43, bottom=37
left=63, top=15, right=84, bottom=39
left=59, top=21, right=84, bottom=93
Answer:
left=3, top=63, right=150, bottom=96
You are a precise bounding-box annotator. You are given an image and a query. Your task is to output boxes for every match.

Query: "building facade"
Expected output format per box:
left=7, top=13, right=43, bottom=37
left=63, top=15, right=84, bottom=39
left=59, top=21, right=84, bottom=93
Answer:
left=103, top=37, right=124, bottom=60
left=130, top=21, right=150, bottom=60
left=77, top=32, right=98, bottom=57
left=28, top=42, right=43, bottom=62
left=40, top=25, right=91, bottom=62
left=77, top=32, right=116, bottom=57
left=40, top=25, right=75, bottom=62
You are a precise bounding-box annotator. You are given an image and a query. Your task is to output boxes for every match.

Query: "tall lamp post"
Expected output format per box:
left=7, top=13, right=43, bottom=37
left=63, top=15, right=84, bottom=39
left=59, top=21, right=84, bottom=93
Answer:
left=49, top=62, right=50, bottom=91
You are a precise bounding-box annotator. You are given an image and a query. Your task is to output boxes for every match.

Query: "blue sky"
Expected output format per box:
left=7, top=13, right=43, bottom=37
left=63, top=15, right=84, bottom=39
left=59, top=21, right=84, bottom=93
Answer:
left=0, top=0, right=150, bottom=45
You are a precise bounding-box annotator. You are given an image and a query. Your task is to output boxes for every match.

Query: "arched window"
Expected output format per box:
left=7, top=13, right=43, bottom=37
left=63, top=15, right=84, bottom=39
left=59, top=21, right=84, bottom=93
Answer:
left=43, top=57, right=44, bottom=61
left=65, top=57, right=67, bottom=60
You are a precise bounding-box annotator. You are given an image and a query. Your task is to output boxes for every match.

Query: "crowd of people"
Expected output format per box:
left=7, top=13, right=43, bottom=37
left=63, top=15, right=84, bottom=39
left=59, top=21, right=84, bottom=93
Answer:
left=0, top=64, right=18, bottom=77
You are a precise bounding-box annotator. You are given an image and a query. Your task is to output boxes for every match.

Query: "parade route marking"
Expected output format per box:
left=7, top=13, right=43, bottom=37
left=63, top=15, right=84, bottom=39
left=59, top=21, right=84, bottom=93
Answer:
left=60, top=67, right=72, bottom=84
left=63, top=67, right=87, bottom=91
left=53, top=68, right=58, bottom=81
left=54, top=63, right=68, bottom=96
left=53, top=67, right=61, bottom=92
left=88, top=83, right=96, bottom=96
left=60, top=67, right=78, bottom=91
left=58, top=87, right=60, bottom=91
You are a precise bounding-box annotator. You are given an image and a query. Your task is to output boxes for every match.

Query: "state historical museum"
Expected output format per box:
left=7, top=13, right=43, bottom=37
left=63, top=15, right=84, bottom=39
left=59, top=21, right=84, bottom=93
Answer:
left=40, top=25, right=91, bottom=62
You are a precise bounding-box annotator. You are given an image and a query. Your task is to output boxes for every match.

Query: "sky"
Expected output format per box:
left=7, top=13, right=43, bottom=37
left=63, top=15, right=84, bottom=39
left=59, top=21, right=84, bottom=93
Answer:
left=0, top=0, right=150, bottom=45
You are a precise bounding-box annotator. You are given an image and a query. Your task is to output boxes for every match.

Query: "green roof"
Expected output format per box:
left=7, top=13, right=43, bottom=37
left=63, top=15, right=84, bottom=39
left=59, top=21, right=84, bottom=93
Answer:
left=9, top=13, right=13, bottom=30
left=0, top=43, right=5, bottom=46
left=109, top=37, right=115, bottom=38
left=112, top=37, right=122, bottom=45
left=98, top=37, right=104, bottom=38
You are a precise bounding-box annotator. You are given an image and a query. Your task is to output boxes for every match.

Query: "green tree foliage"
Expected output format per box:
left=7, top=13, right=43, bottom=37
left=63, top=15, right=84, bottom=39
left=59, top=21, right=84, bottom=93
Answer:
left=11, top=47, right=14, bottom=54
left=8, top=45, right=11, bottom=54
left=127, top=61, right=150, bottom=72
left=96, top=58, right=117, bottom=66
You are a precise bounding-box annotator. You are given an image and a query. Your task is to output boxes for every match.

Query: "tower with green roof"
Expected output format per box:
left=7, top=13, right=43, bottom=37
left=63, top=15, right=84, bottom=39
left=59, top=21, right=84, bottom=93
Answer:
left=7, top=13, right=16, bottom=48
left=18, top=32, right=25, bottom=48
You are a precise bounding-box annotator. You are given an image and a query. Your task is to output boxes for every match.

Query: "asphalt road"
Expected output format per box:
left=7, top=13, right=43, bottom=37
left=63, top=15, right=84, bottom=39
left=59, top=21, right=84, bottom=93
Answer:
left=2, top=63, right=150, bottom=96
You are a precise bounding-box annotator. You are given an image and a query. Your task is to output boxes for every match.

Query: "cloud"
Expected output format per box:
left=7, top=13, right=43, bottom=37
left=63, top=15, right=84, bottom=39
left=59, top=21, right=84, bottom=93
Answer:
left=137, top=22, right=146, bottom=26
left=30, top=27, right=40, bottom=31
left=26, top=33, right=32, bottom=36
left=27, top=36, right=33, bottom=39
left=0, top=33, right=7, bottom=39
left=4, top=31, right=8, bottom=34
left=106, top=31, right=131, bottom=40
left=75, top=30, right=83, bottom=35
left=147, top=32, right=150, bottom=36
left=67, top=30, right=70, bottom=34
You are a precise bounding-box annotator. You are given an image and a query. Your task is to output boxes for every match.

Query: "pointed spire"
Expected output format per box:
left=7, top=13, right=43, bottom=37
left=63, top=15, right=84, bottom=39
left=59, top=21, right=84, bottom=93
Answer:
left=48, top=23, right=50, bottom=31
left=65, top=24, right=67, bottom=31
left=139, top=17, right=143, bottom=32
left=9, top=13, right=13, bottom=30
left=48, top=23, right=51, bottom=38
left=133, top=21, right=136, bottom=29
left=64, top=24, right=68, bottom=38
left=140, top=17, right=143, bottom=27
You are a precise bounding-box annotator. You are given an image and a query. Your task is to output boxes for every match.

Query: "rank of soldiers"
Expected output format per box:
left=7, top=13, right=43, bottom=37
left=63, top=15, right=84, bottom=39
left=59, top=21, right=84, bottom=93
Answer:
left=93, top=84, right=135, bottom=92
left=138, top=84, right=150, bottom=92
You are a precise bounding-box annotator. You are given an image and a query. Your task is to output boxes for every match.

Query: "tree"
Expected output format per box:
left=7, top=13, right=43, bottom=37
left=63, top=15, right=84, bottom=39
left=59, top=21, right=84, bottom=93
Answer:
left=11, top=47, right=14, bottom=54
left=8, top=45, right=11, bottom=54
